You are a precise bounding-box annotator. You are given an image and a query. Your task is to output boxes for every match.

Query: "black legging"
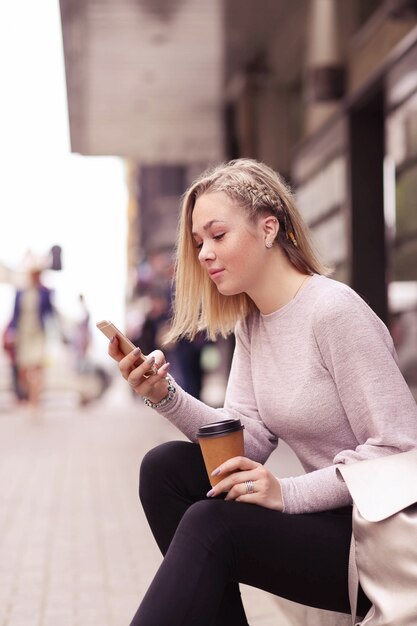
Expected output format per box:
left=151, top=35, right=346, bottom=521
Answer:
left=130, top=441, right=370, bottom=625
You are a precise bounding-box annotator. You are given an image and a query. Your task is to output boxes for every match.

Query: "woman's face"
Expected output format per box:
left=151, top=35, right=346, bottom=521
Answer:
left=191, top=191, right=269, bottom=297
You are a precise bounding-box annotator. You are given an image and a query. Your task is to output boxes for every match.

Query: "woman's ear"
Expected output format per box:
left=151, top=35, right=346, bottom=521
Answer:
left=263, top=215, right=279, bottom=240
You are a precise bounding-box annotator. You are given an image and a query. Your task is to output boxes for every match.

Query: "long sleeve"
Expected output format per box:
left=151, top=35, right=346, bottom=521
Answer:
left=279, top=287, right=417, bottom=513
left=315, top=288, right=417, bottom=459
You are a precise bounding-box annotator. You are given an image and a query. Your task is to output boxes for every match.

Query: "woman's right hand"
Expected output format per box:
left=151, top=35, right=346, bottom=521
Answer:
left=108, top=336, right=171, bottom=403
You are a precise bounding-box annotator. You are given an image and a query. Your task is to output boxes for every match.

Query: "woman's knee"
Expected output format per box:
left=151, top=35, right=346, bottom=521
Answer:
left=140, top=440, right=186, bottom=482
left=139, top=441, right=196, bottom=498
left=176, top=500, right=232, bottom=553
left=168, top=501, right=237, bottom=579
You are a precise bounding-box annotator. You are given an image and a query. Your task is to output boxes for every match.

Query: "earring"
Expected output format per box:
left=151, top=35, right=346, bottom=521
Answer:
left=288, top=231, right=298, bottom=248
left=265, top=241, right=273, bottom=249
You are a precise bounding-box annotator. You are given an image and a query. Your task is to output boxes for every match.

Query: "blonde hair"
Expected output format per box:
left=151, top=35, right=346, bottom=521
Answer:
left=166, top=158, right=331, bottom=342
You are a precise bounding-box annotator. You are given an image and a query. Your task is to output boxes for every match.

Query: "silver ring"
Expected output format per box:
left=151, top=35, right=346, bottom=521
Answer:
left=143, top=364, right=157, bottom=379
left=245, top=480, right=255, bottom=494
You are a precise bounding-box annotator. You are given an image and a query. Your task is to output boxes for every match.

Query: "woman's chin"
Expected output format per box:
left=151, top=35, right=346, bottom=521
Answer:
left=216, top=284, right=242, bottom=297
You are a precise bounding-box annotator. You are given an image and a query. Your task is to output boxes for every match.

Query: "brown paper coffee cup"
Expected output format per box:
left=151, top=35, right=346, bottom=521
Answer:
left=197, top=419, right=245, bottom=486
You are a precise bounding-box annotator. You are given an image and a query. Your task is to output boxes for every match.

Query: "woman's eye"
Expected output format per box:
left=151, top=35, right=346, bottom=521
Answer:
left=194, top=233, right=224, bottom=250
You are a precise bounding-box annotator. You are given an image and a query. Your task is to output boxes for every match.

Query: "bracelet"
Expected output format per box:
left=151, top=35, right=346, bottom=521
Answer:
left=143, top=375, right=176, bottom=410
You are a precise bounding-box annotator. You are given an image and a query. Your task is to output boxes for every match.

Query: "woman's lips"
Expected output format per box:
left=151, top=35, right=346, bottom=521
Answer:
left=209, top=269, right=224, bottom=280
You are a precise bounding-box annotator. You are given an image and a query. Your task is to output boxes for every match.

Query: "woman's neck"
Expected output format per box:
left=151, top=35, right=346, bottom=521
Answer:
left=248, top=252, right=311, bottom=315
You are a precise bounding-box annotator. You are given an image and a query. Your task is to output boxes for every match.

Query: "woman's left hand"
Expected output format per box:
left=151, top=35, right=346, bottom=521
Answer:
left=207, top=456, right=284, bottom=511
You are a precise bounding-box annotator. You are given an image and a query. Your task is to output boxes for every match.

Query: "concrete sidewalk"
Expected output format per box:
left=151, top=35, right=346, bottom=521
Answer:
left=0, top=378, right=349, bottom=626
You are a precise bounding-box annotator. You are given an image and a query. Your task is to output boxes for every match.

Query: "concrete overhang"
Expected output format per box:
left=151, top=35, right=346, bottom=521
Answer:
left=59, top=0, right=308, bottom=164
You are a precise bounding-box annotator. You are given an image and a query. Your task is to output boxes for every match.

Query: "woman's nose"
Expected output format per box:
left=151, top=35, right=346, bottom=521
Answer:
left=198, top=242, right=215, bottom=263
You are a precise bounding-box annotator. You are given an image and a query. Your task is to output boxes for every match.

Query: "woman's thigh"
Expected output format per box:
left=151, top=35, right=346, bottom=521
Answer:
left=173, top=498, right=356, bottom=614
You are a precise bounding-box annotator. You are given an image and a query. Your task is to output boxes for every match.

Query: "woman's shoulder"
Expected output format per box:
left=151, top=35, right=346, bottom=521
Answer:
left=310, top=275, right=392, bottom=342
left=310, top=275, right=377, bottom=317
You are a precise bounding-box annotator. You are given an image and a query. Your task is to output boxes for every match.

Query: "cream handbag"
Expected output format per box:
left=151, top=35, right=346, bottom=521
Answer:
left=337, top=449, right=417, bottom=626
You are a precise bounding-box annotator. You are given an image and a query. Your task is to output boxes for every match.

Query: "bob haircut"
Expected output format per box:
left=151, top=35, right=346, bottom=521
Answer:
left=166, top=158, right=331, bottom=342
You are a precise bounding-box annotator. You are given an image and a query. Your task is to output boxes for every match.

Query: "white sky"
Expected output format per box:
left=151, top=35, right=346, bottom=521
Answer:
left=0, top=0, right=128, bottom=355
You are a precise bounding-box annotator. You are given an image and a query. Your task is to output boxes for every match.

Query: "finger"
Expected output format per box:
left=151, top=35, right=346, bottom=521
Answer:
left=157, top=361, right=171, bottom=376
left=148, top=349, right=165, bottom=368
left=108, top=336, right=125, bottom=362
left=127, top=360, right=171, bottom=391
left=129, top=349, right=166, bottom=377
left=141, top=349, right=166, bottom=378
left=225, top=478, right=257, bottom=501
left=211, top=456, right=258, bottom=479
left=126, top=354, right=156, bottom=384
left=208, top=469, right=258, bottom=497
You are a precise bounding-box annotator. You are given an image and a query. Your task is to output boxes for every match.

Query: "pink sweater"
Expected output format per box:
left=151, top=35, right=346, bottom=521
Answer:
left=158, top=275, right=417, bottom=513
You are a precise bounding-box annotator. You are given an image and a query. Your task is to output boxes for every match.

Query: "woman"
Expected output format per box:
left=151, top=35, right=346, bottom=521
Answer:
left=9, top=265, right=55, bottom=412
left=109, top=159, right=417, bottom=625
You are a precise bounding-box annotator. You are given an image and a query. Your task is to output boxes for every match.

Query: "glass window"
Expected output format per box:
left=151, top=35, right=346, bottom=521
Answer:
left=395, top=165, right=417, bottom=239
left=386, top=46, right=417, bottom=398
left=296, top=156, right=346, bottom=224
left=386, top=91, right=417, bottom=166
left=393, top=238, right=417, bottom=282
left=387, top=43, right=417, bottom=110
left=388, top=282, right=417, bottom=399
left=311, top=208, right=348, bottom=267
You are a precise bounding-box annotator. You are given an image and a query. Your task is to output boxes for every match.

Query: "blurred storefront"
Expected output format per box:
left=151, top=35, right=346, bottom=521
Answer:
left=59, top=0, right=417, bottom=396
left=386, top=38, right=417, bottom=395
left=290, top=0, right=417, bottom=397
left=224, top=0, right=417, bottom=397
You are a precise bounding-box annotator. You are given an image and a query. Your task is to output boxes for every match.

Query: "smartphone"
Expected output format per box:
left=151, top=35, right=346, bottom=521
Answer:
left=96, top=320, right=139, bottom=357
left=96, top=320, right=157, bottom=377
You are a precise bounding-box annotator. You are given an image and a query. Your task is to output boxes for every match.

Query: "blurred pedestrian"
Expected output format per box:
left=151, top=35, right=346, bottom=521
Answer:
left=71, top=293, right=112, bottom=405
left=173, top=333, right=207, bottom=399
left=8, top=264, right=55, bottom=413
left=135, top=286, right=170, bottom=356
left=2, top=320, right=27, bottom=402
left=72, top=293, right=91, bottom=372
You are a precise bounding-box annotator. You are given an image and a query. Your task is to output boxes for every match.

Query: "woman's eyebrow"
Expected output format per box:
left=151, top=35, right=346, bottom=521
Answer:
left=192, top=220, right=226, bottom=236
